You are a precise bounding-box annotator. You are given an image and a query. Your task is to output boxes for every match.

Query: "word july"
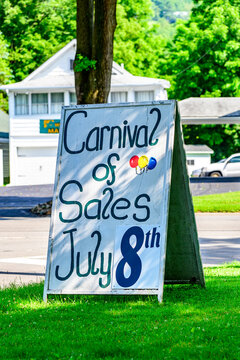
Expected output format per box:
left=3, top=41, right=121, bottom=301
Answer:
left=64, top=108, right=161, bottom=154
left=55, top=229, right=112, bottom=288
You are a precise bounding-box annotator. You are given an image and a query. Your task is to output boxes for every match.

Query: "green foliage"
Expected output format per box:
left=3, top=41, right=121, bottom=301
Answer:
left=160, top=0, right=240, bottom=99
left=0, top=93, right=9, bottom=113
left=183, top=124, right=240, bottom=161
left=0, top=33, right=12, bottom=85
left=114, top=0, right=167, bottom=77
left=74, top=55, right=97, bottom=72
left=0, top=33, right=12, bottom=111
left=0, top=264, right=240, bottom=359
left=193, top=192, right=240, bottom=212
left=0, top=0, right=76, bottom=82
left=158, top=0, right=240, bottom=158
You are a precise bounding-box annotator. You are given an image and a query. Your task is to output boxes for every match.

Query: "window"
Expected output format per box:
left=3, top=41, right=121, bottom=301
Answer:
left=229, top=156, right=240, bottom=163
left=15, top=94, right=29, bottom=115
left=70, top=92, right=76, bottom=106
left=32, top=93, right=48, bottom=114
left=187, top=159, right=195, bottom=165
left=135, top=91, right=154, bottom=102
left=111, top=92, right=128, bottom=103
left=70, top=59, right=74, bottom=71
left=51, top=93, right=64, bottom=114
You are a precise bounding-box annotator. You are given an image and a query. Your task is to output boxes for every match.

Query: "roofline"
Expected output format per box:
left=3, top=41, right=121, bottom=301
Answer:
left=23, top=39, right=77, bottom=82
left=185, top=150, right=214, bottom=154
left=181, top=117, right=240, bottom=124
left=109, top=82, right=169, bottom=89
left=112, top=62, right=132, bottom=76
left=180, top=96, right=240, bottom=101
left=1, top=82, right=169, bottom=91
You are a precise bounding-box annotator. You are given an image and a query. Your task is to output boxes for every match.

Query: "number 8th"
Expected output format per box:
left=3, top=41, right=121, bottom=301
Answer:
left=115, top=226, right=161, bottom=288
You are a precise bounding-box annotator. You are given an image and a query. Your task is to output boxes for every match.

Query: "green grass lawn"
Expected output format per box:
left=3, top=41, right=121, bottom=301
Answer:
left=193, top=191, right=240, bottom=212
left=0, top=263, right=239, bottom=360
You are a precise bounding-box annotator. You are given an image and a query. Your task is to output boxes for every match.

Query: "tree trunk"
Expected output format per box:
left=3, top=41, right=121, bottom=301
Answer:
left=75, top=0, right=117, bottom=104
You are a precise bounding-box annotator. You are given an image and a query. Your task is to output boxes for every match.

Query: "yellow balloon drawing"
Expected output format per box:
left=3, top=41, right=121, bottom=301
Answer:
left=138, top=155, right=149, bottom=169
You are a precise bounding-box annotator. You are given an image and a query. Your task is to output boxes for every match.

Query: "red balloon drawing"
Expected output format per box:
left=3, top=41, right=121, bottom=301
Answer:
left=129, top=155, right=139, bottom=168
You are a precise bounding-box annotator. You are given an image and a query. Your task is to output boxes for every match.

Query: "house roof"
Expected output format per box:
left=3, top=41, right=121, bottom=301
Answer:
left=184, top=145, right=214, bottom=154
left=0, top=74, right=170, bottom=91
left=0, top=39, right=170, bottom=92
left=179, top=97, right=240, bottom=124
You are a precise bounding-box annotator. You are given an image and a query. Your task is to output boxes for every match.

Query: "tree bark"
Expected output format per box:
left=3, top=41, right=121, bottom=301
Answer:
left=75, top=0, right=117, bottom=104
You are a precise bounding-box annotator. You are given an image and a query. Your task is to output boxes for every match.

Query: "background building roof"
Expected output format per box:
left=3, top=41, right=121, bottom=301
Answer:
left=179, top=97, right=240, bottom=124
left=184, top=145, right=214, bottom=154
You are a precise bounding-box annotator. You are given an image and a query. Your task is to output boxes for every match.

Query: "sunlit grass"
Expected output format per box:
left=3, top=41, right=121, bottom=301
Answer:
left=193, top=192, right=240, bottom=212
left=0, top=263, right=239, bottom=359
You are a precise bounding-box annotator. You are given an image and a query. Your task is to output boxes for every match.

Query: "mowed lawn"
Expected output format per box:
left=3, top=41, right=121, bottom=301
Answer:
left=193, top=191, right=240, bottom=212
left=0, top=263, right=239, bottom=360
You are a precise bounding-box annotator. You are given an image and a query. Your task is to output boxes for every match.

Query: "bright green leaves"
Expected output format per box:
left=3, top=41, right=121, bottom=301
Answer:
left=0, top=0, right=76, bottom=82
left=161, top=0, right=240, bottom=100
left=74, top=55, right=97, bottom=73
left=114, top=0, right=166, bottom=78
left=0, top=32, right=12, bottom=111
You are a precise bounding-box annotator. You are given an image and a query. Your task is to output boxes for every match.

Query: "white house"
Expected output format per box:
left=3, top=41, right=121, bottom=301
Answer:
left=184, top=145, right=214, bottom=176
left=0, top=39, right=170, bottom=185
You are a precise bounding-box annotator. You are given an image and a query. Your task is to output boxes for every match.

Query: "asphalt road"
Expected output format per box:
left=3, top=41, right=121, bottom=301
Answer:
left=1, top=179, right=239, bottom=218
left=0, top=184, right=239, bottom=288
left=0, top=213, right=239, bottom=288
left=0, top=184, right=53, bottom=218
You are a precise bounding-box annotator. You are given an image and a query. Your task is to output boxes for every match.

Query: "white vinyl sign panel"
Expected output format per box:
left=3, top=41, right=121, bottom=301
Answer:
left=44, top=101, right=175, bottom=301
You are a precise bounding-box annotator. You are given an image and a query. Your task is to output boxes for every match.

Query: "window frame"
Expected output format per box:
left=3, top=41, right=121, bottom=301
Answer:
left=14, top=93, right=29, bottom=116
left=31, top=93, right=49, bottom=115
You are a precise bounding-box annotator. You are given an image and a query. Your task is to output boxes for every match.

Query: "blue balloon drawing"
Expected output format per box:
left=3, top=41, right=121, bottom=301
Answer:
left=147, top=157, right=157, bottom=170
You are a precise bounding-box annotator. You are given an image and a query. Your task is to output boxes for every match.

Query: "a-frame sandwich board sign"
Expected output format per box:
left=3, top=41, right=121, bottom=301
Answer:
left=43, top=100, right=205, bottom=303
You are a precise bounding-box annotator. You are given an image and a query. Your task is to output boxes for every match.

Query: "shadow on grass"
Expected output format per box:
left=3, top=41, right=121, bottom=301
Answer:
left=1, top=262, right=239, bottom=308
left=0, top=264, right=239, bottom=360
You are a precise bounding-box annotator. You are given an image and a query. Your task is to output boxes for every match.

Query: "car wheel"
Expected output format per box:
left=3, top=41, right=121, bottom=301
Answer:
left=210, top=172, right=222, bottom=177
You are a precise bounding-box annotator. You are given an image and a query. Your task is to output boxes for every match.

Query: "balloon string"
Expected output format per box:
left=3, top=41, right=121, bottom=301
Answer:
left=135, top=167, right=147, bottom=175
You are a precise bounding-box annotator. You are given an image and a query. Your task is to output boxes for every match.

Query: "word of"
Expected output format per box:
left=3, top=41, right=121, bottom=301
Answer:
left=63, top=108, right=161, bottom=154
left=92, top=153, right=120, bottom=186
left=59, top=181, right=151, bottom=223
left=55, top=229, right=112, bottom=288
left=116, top=226, right=161, bottom=287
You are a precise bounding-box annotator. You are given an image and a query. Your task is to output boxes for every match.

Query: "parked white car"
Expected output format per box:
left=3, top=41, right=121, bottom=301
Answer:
left=191, top=153, right=240, bottom=177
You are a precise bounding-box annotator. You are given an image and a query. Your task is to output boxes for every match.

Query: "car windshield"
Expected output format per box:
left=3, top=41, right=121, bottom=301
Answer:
left=217, top=159, right=226, bottom=163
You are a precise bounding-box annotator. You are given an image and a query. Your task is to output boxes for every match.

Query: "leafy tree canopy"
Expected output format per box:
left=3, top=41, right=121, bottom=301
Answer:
left=0, top=32, right=12, bottom=112
left=114, top=0, right=167, bottom=78
left=0, top=32, right=12, bottom=85
left=168, top=0, right=240, bottom=161
left=183, top=124, right=240, bottom=161
left=0, top=0, right=169, bottom=82
left=0, top=0, right=76, bottom=81
left=160, top=0, right=240, bottom=99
